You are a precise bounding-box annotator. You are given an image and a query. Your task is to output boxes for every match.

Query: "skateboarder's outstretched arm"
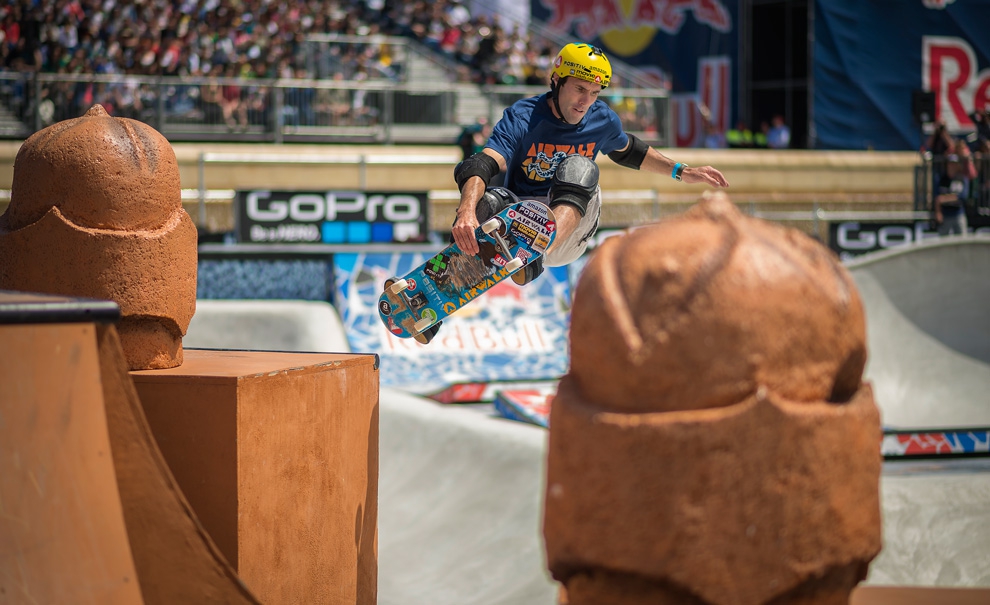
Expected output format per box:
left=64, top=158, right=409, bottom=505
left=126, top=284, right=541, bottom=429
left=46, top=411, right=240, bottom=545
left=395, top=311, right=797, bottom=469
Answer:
left=635, top=145, right=730, bottom=188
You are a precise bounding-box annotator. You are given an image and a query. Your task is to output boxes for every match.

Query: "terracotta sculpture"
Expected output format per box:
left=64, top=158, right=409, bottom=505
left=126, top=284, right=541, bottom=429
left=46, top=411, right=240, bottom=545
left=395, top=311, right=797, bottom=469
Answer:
left=545, top=192, right=882, bottom=605
left=0, top=104, right=196, bottom=369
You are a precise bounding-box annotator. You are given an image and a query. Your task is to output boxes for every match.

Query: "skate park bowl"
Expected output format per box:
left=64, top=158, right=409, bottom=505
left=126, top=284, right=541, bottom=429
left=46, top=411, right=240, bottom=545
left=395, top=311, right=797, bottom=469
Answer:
left=5, top=236, right=988, bottom=604
left=183, top=299, right=352, bottom=354
left=180, top=237, right=990, bottom=603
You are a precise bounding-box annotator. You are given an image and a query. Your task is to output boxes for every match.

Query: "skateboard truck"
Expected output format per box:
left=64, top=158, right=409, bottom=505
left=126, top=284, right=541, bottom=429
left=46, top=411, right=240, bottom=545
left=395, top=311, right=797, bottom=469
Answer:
left=385, top=278, right=436, bottom=333
left=482, top=217, right=525, bottom=273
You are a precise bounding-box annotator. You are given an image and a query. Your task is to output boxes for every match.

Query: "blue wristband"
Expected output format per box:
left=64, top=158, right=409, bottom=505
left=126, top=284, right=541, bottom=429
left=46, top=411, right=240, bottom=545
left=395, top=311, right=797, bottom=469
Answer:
left=672, top=162, right=682, bottom=180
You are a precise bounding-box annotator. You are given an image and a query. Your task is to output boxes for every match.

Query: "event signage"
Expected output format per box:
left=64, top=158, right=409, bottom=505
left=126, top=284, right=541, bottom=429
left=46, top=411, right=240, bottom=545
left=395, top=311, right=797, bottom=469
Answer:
left=236, top=190, right=429, bottom=244
left=814, top=0, right=990, bottom=150
left=828, top=221, right=940, bottom=260
left=829, top=219, right=990, bottom=259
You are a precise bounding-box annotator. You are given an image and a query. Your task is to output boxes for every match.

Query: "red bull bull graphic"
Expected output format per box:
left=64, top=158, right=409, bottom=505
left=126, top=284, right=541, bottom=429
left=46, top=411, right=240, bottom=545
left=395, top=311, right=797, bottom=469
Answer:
left=542, top=0, right=731, bottom=38
left=534, top=0, right=738, bottom=148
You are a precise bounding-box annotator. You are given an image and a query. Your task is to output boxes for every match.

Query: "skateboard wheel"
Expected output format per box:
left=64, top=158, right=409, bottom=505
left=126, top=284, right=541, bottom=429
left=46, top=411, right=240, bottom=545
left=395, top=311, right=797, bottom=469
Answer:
left=414, top=317, right=434, bottom=332
left=481, top=217, right=501, bottom=234
left=388, top=279, right=408, bottom=295
left=506, top=257, right=524, bottom=272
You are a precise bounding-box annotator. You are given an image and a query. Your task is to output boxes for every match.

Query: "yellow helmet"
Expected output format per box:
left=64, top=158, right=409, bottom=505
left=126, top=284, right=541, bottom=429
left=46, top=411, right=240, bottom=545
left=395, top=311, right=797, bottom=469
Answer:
left=551, top=43, right=612, bottom=88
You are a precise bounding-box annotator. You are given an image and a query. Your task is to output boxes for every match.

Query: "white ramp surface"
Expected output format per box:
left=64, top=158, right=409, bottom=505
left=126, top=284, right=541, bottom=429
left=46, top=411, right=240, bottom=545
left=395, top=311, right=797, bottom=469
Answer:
left=847, top=238, right=990, bottom=428
left=182, top=238, right=990, bottom=598
left=184, top=299, right=351, bottom=353
left=378, top=388, right=557, bottom=605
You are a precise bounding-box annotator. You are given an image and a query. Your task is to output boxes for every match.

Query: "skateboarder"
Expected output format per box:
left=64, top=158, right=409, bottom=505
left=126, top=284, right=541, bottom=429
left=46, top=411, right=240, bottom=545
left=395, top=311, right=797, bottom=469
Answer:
left=451, top=42, right=730, bottom=284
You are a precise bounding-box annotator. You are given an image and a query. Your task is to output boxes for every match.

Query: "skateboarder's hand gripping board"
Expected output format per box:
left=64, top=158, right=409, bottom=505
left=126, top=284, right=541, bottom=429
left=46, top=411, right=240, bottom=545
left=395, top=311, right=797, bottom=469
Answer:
left=377, top=199, right=556, bottom=344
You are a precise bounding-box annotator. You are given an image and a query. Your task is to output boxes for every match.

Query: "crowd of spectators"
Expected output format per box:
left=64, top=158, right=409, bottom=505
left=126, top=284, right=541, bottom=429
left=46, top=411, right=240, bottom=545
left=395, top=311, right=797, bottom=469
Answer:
left=0, top=0, right=591, bottom=130
left=0, top=0, right=569, bottom=85
left=920, top=111, right=990, bottom=235
left=0, top=0, right=402, bottom=80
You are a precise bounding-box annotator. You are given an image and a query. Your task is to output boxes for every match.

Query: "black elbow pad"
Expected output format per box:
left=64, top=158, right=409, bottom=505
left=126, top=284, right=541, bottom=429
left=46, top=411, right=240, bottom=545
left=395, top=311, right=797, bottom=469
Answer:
left=607, top=133, right=649, bottom=169
left=454, top=152, right=501, bottom=191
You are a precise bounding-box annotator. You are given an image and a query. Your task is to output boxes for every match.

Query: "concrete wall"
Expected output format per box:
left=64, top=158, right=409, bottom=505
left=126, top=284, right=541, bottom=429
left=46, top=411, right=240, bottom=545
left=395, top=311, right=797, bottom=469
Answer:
left=0, top=142, right=919, bottom=236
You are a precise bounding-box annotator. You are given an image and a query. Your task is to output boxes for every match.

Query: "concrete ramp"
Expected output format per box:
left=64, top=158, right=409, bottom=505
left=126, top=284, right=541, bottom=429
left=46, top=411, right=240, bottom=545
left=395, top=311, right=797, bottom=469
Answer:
left=1, top=322, right=143, bottom=604
left=185, top=299, right=351, bottom=353
left=847, top=238, right=990, bottom=428
left=377, top=388, right=558, bottom=605
left=0, top=306, right=258, bottom=604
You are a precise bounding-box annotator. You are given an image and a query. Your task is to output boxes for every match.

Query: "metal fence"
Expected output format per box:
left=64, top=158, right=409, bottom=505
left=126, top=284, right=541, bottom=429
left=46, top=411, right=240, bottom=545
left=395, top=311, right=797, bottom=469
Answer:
left=0, top=72, right=671, bottom=146
left=914, top=153, right=990, bottom=227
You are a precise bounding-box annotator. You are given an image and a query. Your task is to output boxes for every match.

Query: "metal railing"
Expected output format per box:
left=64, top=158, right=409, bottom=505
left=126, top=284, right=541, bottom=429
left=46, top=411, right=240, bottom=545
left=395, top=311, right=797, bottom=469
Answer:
left=0, top=72, right=671, bottom=146
left=914, top=154, right=990, bottom=226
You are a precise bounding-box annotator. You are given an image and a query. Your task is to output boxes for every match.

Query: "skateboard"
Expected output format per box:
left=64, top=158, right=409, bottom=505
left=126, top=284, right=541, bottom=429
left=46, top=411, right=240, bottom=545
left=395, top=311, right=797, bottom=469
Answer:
left=377, top=199, right=557, bottom=344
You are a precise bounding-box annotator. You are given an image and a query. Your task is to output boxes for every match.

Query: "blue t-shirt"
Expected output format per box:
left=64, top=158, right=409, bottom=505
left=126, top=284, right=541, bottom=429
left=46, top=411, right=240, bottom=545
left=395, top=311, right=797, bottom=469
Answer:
left=485, top=92, right=628, bottom=198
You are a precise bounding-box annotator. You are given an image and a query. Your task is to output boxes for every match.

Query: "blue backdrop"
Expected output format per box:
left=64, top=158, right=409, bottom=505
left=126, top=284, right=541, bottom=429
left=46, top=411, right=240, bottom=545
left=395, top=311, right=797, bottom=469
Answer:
left=814, top=0, right=990, bottom=150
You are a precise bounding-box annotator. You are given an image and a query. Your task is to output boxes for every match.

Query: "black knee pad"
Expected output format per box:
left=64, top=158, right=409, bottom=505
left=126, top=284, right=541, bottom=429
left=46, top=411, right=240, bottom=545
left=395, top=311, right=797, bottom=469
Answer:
left=549, top=155, right=599, bottom=217
left=475, top=186, right=520, bottom=222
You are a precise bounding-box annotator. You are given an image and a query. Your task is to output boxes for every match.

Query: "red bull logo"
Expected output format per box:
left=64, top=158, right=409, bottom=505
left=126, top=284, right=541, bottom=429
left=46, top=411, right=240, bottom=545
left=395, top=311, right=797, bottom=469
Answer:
left=923, top=36, right=990, bottom=132
left=672, top=56, right=730, bottom=147
left=542, top=0, right=732, bottom=41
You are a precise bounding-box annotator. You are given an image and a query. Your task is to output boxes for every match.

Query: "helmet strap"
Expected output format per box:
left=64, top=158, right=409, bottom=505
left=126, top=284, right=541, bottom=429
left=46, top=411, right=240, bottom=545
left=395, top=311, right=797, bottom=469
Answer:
left=549, top=75, right=569, bottom=125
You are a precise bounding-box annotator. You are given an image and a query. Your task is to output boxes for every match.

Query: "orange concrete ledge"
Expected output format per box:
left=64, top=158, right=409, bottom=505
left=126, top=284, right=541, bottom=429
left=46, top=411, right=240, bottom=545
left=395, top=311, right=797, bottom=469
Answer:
left=852, top=585, right=990, bottom=604
left=130, top=349, right=380, bottom=605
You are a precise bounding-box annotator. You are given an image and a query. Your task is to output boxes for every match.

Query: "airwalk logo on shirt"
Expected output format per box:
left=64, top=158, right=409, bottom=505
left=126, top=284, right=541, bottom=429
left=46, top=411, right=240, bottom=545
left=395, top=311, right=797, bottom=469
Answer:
left=522, top=142, right=596, bottom=182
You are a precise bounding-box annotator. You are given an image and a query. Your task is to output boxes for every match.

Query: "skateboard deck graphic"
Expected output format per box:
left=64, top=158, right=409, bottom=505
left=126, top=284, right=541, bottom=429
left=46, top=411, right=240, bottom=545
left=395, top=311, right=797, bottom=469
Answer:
left=377, top=199, right=557, bottom=344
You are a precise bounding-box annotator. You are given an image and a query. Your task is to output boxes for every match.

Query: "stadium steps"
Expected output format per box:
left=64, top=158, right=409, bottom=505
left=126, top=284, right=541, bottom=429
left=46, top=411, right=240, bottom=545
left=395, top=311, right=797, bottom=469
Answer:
left=0, top=104, right=29, bottom=138
left=405, top=45, right=503, bottom=128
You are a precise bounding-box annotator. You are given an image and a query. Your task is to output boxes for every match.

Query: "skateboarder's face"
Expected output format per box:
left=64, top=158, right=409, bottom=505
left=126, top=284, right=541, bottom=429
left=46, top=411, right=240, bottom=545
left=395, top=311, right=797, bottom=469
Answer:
left=553, top=76, right=603, bottom=124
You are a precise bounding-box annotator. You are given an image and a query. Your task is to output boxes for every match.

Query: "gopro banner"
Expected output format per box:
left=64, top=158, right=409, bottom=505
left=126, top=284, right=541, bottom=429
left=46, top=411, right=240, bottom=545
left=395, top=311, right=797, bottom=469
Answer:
left=828, top=221, right=941, bottom=260
left=236, top=190, right=429, bottom=244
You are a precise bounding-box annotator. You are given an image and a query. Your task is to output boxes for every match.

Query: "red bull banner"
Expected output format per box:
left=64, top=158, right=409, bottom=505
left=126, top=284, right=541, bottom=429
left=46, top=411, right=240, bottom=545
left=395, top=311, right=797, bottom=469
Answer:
left=815, top=0, right=990, bottom=150
left=534, top=0, right=738, bottom=147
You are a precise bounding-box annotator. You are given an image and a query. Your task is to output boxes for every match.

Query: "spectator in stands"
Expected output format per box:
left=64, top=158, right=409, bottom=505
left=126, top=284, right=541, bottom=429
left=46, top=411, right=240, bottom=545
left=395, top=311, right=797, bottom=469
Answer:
left=282, top=67, right=315, bottom=127
left=923, top=120, right=954, bottom=157
left=218, top=64, right=249, bottom=132
left=726, top=120, right=754, bottom=148
left=932, top=139, right=974, bottom=236
left=754, top=121, right=769, bottom=149
left=457, top=116, right=491, bottom=161
left=971, top=109, right=990, bottom=150
left=974, top=138, right=990, bottom=213
left=703, top=117, right=727, bottom=149
left=0, top=0, right=633, bottom=130
left=923, top=120, right=959, bottom=200
left=314, top=71, right=353, bottom=126
left=767, top=114, right=790, bottom=149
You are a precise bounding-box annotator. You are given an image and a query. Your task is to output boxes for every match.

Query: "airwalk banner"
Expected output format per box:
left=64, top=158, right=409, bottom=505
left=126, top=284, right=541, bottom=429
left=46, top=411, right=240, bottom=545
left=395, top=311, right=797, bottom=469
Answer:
left=814, top=0, right=990, bottom=150
left=334, top=252, right=571, bottom=391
